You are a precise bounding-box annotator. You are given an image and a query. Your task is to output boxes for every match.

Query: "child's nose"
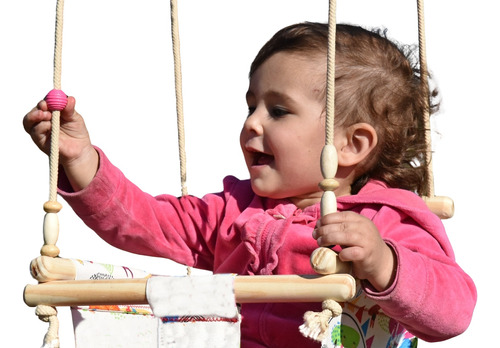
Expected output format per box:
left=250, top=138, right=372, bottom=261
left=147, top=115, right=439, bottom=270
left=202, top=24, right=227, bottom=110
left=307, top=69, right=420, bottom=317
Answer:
left=243, top=109, right=264, bottom=135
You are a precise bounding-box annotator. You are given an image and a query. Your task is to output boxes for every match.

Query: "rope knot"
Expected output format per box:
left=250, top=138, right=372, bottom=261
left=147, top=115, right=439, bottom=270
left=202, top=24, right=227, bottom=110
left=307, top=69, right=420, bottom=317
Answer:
left=299, top=298, right=342, bottom=342
left=36, top=305, right=60, bottom=348
left=36, top=304, right=57, bottom=321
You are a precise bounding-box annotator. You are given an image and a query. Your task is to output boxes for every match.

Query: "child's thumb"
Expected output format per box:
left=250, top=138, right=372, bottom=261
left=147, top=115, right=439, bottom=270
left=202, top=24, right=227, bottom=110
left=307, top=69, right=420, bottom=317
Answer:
left=61, top=96, right=77, bottom=120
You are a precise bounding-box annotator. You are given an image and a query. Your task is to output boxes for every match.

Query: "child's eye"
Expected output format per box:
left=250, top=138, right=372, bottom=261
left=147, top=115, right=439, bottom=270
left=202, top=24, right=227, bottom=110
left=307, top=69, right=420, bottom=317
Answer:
left=270, top=107, right=289, bottom=119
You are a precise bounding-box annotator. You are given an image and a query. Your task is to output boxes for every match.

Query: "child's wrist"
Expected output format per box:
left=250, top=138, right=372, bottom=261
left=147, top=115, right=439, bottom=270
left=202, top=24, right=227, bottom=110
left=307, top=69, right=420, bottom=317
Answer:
left=368, top=244, right=397, bottom=292
left=63, top=146, right=99, bottom=191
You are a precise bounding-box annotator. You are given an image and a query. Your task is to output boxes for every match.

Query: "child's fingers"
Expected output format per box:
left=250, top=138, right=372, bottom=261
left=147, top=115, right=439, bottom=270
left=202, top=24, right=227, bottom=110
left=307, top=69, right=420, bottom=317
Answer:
left=315, top=220, right=363, bottom=247
left=37, top=99, right=49, bottom=111
left=319, top=211, right=359, bottom=225
left=338, top=245, right=365, bottom=263
left=314, top=211, right=370, bottom=247
left=23, top=105, right=51, bottom=135
left=23, top=114, right=52, bottom=154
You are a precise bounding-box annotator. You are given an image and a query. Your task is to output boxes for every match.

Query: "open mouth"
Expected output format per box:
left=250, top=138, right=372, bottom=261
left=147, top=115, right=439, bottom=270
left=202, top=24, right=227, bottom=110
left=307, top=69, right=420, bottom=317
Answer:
left=252, top=152, right=274, bottom=166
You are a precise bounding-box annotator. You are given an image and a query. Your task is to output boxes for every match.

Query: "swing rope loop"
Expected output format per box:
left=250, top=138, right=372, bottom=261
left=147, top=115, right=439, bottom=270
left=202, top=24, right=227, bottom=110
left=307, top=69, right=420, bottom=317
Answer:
left=304, top=0, right=443, bottom=341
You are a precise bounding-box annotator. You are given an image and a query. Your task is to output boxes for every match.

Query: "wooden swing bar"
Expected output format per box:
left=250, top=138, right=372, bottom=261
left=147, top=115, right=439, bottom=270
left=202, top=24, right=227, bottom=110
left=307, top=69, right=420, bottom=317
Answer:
left=24, top=273, right=356, bottom=307
left=24, top=255, right=356, bottom=306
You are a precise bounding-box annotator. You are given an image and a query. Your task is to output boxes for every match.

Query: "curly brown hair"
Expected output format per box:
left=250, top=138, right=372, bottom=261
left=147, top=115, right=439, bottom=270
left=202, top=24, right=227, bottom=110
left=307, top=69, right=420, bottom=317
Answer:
left=249, top=22, right=438, bottom=195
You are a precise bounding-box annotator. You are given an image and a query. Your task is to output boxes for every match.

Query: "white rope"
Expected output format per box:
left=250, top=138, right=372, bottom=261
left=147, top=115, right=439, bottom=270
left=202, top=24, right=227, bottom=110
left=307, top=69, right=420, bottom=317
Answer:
left=301, top=0, right=342, bottom=341
left=324, top=0, right=337, bottom=147
left=48, top=0, right=65, bottom=204
left=36, top=0, right=66, bottom=346
left=36, top=305, right=60, bottom=348
left=170, top=0, right=192, bottom=277
left=170, top=0, right=188, bottom=197
left=417, top=0, right=435, bottom=198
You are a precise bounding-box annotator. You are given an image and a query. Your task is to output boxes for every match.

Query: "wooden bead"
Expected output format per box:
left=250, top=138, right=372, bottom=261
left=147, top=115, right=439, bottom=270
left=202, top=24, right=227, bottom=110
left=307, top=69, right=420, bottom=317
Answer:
left=318, top=178, right=339, bottom=191
left=320, top=144, right=338, bottom=179
left=43, top=201, right=62, bottom=213
left=310, top=247, right=351, bottom=275
left=320, top=190, right=337, bottom=216
left=40, top=244, right=60, bottom=257
left=43, top=213, right=59, bottom=246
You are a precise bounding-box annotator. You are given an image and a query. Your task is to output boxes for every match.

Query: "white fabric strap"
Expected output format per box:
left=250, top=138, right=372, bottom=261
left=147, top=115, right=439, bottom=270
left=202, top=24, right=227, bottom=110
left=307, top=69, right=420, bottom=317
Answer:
left=147, top=275, right=238, bottom=318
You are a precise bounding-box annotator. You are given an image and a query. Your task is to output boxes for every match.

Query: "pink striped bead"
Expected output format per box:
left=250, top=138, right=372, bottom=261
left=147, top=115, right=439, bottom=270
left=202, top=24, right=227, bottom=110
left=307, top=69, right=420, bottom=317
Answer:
left=45, top=89, right=68, bottom=111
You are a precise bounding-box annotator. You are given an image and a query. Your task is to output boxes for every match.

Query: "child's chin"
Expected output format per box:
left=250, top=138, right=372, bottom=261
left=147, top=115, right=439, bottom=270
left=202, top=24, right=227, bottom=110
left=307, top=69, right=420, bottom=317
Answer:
left=249, top=182, right=272, bottom=198
left=250, top=184, right=286, bottom=201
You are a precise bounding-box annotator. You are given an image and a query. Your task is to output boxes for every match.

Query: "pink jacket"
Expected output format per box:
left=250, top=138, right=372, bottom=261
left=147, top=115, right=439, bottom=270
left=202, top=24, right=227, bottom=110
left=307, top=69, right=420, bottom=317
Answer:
left=59, top=148, right=476, bottom=347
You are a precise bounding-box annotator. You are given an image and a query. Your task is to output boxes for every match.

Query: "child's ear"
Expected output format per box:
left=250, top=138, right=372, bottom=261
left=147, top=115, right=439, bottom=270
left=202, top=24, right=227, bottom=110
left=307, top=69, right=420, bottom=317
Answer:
left=337, top=123, right=378, bottom=167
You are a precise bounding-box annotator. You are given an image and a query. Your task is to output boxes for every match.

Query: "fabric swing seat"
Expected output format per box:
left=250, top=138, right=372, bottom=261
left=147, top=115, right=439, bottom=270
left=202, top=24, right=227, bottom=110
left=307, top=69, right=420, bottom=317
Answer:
left=31, top=257, right=242, bottom=347
left=26, top=256, right=356, bottom=347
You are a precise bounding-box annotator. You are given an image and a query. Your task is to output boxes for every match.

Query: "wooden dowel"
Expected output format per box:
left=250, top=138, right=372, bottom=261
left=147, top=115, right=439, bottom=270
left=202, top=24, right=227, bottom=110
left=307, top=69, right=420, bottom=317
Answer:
left=423, top=195, right=455, bottom=219
left=24, top=279, right=147, bottom=307
left=234, top=274, right=355, bottom=303
left=24, top=274, right=356, bottom=307
left=31, top=256, right=76, bottom=282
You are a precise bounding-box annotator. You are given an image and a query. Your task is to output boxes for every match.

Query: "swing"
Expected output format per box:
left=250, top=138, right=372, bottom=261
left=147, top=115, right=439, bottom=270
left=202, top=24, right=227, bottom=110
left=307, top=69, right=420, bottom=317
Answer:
left=24, top=0, right=453, bottom=347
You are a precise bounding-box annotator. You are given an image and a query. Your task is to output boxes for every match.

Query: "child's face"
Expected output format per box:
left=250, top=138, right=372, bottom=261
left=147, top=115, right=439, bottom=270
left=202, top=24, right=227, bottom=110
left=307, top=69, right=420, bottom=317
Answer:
left=240, top=51, right=336, bottom=207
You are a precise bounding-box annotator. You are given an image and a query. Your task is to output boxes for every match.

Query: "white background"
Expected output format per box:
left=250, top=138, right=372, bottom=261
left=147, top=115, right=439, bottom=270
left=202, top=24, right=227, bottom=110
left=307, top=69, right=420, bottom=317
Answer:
left=1, top=0, right=496, bottom=346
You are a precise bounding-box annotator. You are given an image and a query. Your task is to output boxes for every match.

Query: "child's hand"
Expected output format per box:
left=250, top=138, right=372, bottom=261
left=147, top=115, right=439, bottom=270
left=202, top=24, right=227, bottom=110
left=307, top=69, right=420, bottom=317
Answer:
left=23, top=97, right=99, bottom=191
left=313, top=211, right=396, bottom=292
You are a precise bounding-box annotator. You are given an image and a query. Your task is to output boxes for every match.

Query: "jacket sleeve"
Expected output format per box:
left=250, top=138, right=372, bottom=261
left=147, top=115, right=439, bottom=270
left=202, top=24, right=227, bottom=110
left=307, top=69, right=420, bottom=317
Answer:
left=58, top=147, right=226, bottom=271
left=362, top=203, right=477, bottom=342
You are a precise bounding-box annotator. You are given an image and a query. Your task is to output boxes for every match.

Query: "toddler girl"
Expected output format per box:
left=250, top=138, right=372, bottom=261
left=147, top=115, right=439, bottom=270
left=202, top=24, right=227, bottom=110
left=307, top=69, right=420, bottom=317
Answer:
left=24, top=22, right=476, bottom=348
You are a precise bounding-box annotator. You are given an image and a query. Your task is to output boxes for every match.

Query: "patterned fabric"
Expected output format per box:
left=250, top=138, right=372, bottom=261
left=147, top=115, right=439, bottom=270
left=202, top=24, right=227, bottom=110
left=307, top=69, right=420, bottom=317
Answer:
left=72, top=305, right=158, bottom=347
left=70, top=259, right=155, bottom=347
left=321, top=287, right=417, bottom=348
